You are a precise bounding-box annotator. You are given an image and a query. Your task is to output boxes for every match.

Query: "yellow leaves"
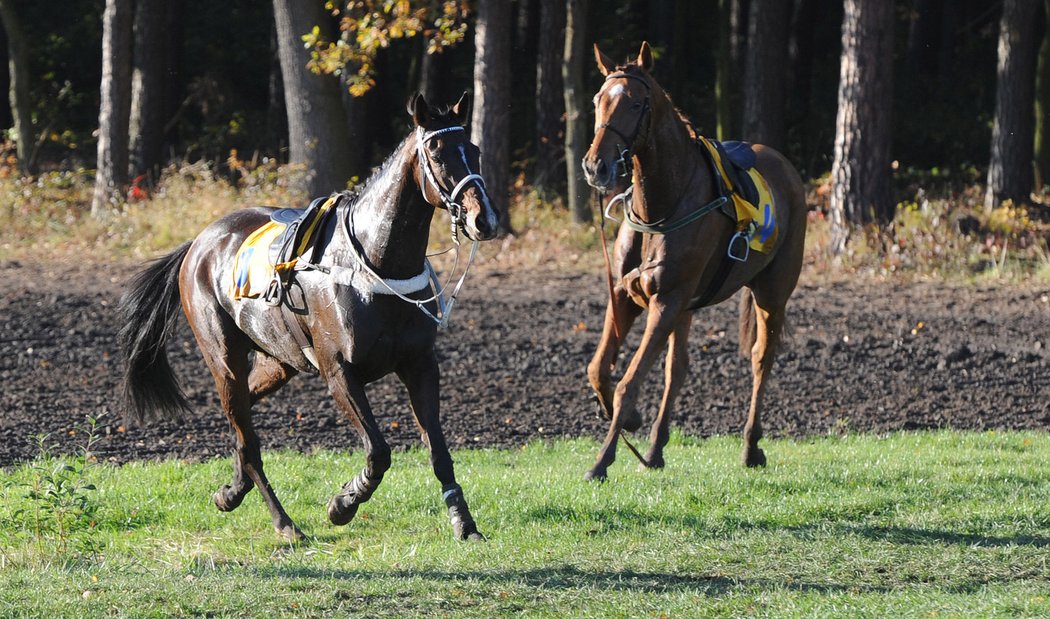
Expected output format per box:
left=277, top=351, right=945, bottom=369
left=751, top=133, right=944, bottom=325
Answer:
left=305, top=0, right=470, bottom=96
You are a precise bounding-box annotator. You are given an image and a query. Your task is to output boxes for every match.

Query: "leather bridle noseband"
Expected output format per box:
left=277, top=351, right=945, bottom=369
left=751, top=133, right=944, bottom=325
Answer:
left=416, top=125, right=487, bottom=245
left=597, top=71, right=652, bottom=179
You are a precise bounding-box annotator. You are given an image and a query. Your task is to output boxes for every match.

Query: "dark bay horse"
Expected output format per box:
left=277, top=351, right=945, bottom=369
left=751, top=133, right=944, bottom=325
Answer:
left=119, top=93, right=497, bottom=540
left=581, top=42, right=807, bottom=481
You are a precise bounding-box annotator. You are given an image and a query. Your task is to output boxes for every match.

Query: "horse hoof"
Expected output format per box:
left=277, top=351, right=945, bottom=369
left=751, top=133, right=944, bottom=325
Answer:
left=327, top=495, right=360, bottom=526
left=213, top=485, right=244, bottom=512
left=453, top=521, right=486, bottom=541
left=584, top=468, right=608, bottom=483
left=643, top=455, right=665, bottom=470
left=743, top=447, right=767, bottom=468
left=276, top=524, right=305, bottom=542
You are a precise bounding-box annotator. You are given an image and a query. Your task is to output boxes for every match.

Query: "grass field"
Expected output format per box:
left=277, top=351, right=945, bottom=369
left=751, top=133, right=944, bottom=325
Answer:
left=1, top=431, right=1048, bottom=618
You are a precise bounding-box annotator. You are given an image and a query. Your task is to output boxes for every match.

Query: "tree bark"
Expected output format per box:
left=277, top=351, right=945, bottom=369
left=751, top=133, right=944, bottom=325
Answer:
left=129, top=0, right=170, bottom=182
left=534, top=0, right=565, bottom=195
left=716, top=0, right=734, bottom=140
left=562, top=0, right=589, bottom=223
left=472, top=0, right=512, bottom=234
left=986, top=0, right=1040, bottom=210
left=0, top=0, right=35, bottom=175
left=1035, top=0, right=1050, bottom=190
left=272, top=0, right=353, bottom=199
left=92, top=0, right=133, bottom=217
left=742, top=0, right=789, bottom=150
left=829, top=0, right=894, bottom=253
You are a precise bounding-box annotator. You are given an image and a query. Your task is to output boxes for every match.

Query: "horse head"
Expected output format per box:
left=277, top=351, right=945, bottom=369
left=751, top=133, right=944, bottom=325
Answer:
left=582, top=41, right=655, bottom=192
left=409, top=92, right=499, bottom=242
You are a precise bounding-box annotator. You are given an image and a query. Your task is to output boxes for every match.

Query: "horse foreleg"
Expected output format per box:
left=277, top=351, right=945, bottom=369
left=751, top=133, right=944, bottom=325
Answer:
left=586, top=285, right=642, bottom=428
left=397, top=354, right=483, bottom=541
left=586, top=293, right=687, bottom=481
left=742, top=296, right=785, bottom=468
left=644, top=314, right=692, bottom=469
left=325, top=366, right=391, bottom=527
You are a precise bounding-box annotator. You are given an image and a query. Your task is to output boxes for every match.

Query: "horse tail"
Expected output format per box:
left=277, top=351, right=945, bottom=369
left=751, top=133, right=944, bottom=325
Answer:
left=738, top=289, right=756, bottom=358
left=118, top=241, right=193, bottom=424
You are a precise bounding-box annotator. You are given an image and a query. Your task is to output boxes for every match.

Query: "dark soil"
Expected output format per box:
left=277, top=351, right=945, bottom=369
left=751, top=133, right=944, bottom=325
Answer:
left=1, top=259, right=1047, bottom=468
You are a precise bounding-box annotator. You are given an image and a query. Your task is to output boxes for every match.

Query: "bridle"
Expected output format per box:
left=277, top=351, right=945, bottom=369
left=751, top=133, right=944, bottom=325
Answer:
left=596, top=71, right=652, bottom=180
left=309, top=126, right=489, bottom=329
left=416, top=125, right=487, bottom=246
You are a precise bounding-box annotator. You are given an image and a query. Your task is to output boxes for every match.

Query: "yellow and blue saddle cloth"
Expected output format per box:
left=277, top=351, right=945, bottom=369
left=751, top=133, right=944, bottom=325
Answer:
left=229, top=194, right=340, bottom=300
left=697, top=136, right=778, bottom=255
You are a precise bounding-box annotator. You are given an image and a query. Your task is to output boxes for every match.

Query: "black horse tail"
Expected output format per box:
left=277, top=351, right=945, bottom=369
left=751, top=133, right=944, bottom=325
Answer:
left=118, top=241, right=193, bottom=423
left=738, top=289, right=757, bottom=358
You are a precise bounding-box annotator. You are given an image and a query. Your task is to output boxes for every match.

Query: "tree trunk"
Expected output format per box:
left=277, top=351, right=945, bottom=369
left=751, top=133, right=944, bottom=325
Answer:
left=1035, top=0, right=1050, bottom=190
left=562, top=0, right=589, bottom=223
left=534, top=0, right=565, bottom=195
left=472, top=0, right=513, bottom=234
left=742, top=0, right=789, bottom=150
left=0, top=0, right=35, bottom=175
left=129, top=0, right=170, bottom=182
left=716, top=0, right=734, bottom=140
left=418, top=42, right=452, bottom=104
left=92, top=0, right=133, bottom=217
left=829, top=0, right=894, bottom=253
left=265, top=17, right=287, bottom=157
left=272, top=0, right=353, bottom=199
left=986, top=0, right=1040, bottom=210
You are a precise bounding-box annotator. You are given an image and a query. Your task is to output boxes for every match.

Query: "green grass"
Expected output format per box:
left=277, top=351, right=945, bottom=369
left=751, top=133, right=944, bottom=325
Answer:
left=1, top=431, right=1048, bottom=617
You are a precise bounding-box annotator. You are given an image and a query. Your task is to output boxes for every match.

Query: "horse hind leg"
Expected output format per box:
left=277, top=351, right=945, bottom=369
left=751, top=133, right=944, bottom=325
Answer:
left=644, top=314, right=692, bottom=469
left=189, top=307, right=303, bottom=540
left=740, top=289, right=786, bottom=468
left=248, top=352, right=298, bottom=406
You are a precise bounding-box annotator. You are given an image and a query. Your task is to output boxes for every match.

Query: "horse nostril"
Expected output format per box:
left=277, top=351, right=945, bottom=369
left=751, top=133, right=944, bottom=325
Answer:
left=594, top=159, right=607, bottom=178
left=472, top=212, right=493, bottom=238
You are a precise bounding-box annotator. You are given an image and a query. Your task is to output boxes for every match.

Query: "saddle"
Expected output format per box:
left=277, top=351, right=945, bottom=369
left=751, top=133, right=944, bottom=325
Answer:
left=697, top=136, right=778, bottom=259
left=230, top=193, right=342, bottom=303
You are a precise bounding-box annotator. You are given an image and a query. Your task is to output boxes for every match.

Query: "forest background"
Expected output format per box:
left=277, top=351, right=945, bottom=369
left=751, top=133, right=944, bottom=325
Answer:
left=0, top=0, right=1047, bottom=277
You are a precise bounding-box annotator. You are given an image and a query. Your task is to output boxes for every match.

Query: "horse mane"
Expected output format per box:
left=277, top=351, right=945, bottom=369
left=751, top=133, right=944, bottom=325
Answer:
left=348, top=110, right=464, bottom=204
left=614, top=63, right=700, bottom=141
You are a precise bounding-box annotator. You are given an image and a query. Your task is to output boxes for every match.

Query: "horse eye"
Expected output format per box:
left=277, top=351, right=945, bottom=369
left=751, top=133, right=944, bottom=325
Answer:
left=630, top=101, right=644, bottom=112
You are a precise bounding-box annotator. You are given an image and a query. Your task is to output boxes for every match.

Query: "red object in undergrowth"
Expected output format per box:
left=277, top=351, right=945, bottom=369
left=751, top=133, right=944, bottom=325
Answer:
left=128, top=174, right=148, bottom=201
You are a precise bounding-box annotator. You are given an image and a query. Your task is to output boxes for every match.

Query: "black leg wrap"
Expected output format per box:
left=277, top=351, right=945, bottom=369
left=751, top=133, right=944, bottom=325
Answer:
left=442, top=484, right=484, bottom=541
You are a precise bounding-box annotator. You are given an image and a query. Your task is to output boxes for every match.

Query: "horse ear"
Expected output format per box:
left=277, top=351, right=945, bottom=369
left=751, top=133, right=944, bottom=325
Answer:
left=594, top=43, right=614, bottom=76
left=408, top=92, right=429, bottom=126
left=636, top=41, right=653, bottom=71
left=452, top=91, right=471, bottom=126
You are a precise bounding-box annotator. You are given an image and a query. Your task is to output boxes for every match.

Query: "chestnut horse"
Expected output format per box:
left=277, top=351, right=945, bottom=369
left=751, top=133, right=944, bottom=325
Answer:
left=119, top=93, right=497, bottom=540
left=581, top=42, right=807, bottom=481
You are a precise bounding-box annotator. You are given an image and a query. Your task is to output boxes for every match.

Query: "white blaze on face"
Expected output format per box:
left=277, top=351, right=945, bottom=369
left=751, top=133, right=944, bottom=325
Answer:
left=607, top=84, right=625, bottom=98
left=458, top=143, right=497, bottom=233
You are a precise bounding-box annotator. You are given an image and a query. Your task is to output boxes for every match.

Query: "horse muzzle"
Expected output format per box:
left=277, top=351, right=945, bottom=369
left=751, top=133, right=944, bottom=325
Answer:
left=582, top=154, right=618, bottom=192
left=459, top=186, right=499, bottom=241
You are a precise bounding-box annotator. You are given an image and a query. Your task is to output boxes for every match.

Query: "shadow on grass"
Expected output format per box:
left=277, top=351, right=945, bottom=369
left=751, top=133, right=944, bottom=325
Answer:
left=523, top=505, right=1050, bottom=549
left=842, top=524, right=1050, bottom=548
left=253, top=563, right=893, bottom=597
